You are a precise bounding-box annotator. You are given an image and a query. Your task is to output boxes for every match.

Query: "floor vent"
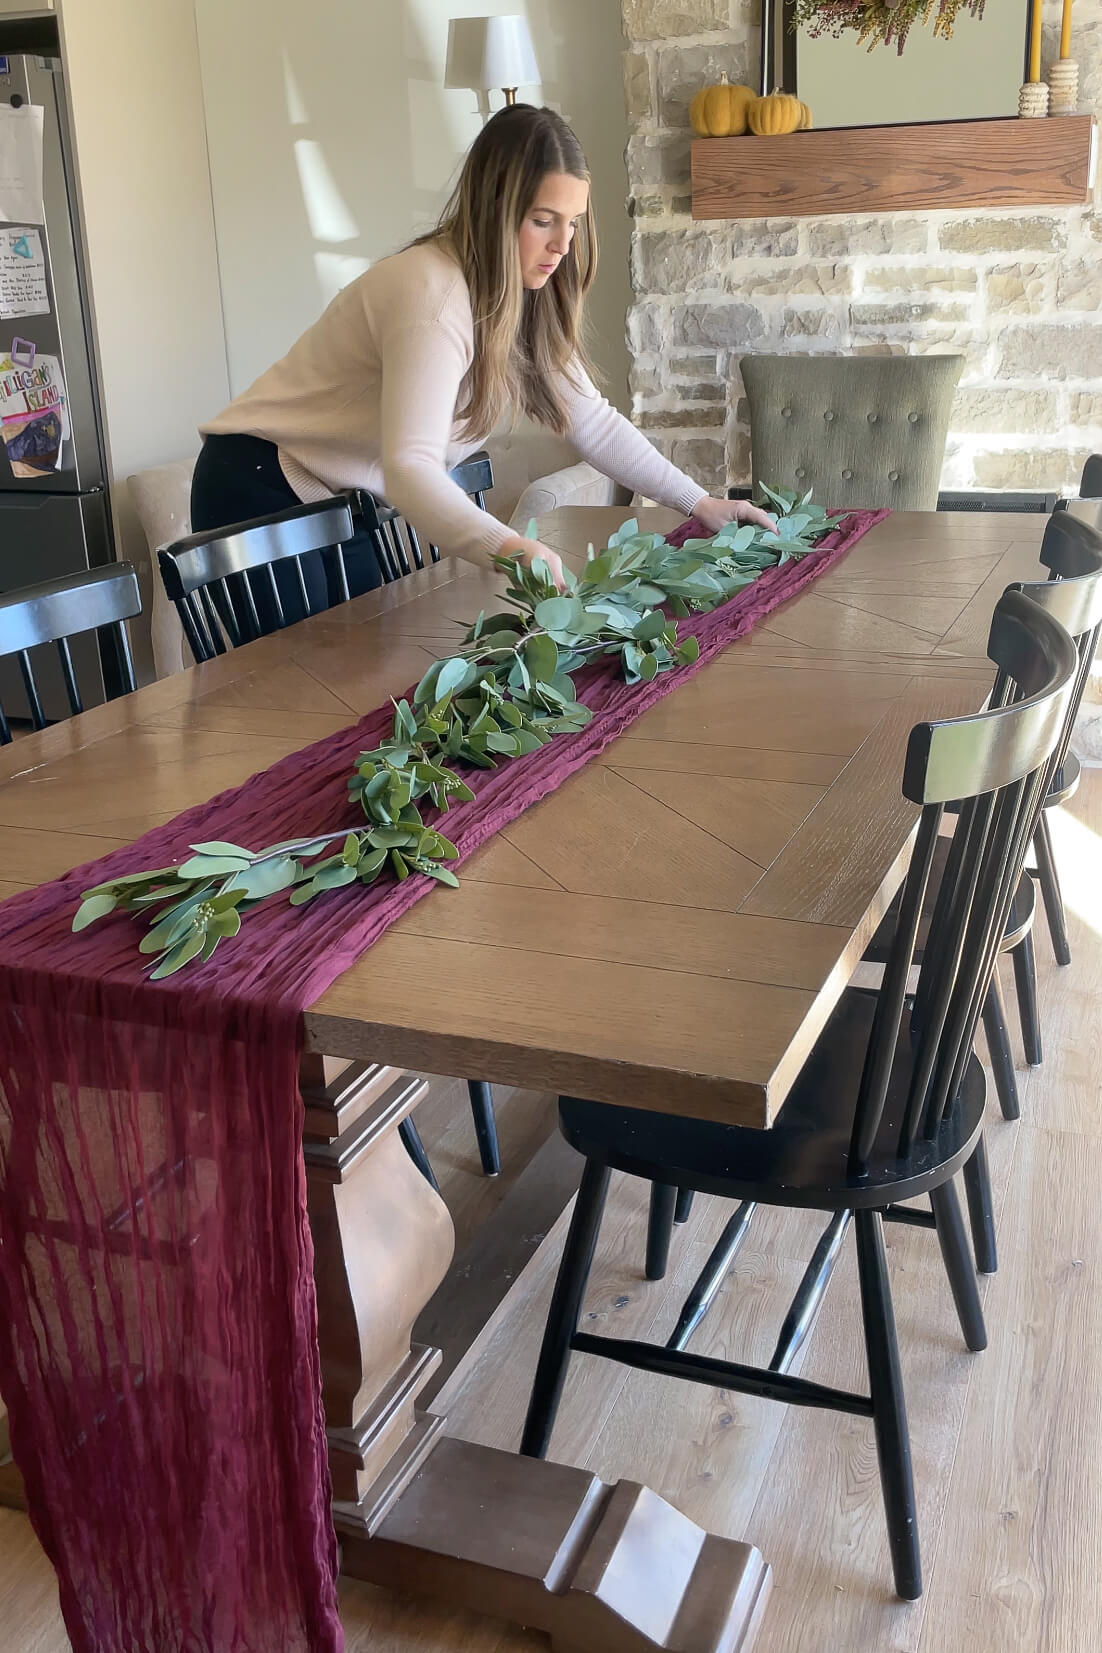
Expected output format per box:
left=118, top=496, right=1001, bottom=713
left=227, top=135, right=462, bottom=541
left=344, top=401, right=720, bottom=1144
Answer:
left=936, top=491, right=1060, bottom=513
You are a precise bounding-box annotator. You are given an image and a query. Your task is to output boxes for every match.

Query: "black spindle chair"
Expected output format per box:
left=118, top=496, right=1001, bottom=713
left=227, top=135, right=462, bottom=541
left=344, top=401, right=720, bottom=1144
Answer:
left=519, top=590, right=1077, bottom=1601
left=0, top=563, right=141, bottom=744
left=1079, top=453, right=1102, bottom=499
left=157, top=493, right=501, bottom=1178
left=1022, top=510, right=1102, bottom=969
left=351, top=453, right=495, bottom=585
left=157, top=498, right=357, bottom=663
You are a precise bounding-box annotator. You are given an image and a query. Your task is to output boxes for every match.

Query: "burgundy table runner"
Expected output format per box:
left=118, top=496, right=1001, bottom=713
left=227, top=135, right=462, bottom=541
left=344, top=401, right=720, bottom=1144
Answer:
left=0, top=510, right=887, bottom=1652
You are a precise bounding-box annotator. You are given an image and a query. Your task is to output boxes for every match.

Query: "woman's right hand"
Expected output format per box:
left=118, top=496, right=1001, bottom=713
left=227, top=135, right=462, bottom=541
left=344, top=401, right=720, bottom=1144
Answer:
left=499, top=536, right=567, bottom=592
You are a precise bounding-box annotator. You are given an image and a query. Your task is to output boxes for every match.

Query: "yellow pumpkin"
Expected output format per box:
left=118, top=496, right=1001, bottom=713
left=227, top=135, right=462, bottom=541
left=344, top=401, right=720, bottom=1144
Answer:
left=797, top=99, right=814, bottom=131
left=689, top=75, right=756, bottom=138
left=746, top=89, right=804, bottom=137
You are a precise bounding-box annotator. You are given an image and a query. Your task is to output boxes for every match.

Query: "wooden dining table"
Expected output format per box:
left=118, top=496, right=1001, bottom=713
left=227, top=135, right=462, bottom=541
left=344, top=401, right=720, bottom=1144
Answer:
left=0, top=506, right=1046, bottom=1652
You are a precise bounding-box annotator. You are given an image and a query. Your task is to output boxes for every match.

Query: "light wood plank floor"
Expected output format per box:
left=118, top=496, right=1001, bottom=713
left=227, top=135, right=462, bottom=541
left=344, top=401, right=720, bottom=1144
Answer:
left=3, top=774, right=1101, bottom=1652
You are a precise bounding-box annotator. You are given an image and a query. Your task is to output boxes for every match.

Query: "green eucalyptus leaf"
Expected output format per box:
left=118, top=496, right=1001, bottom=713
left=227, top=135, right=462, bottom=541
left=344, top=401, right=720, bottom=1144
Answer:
left=395, top=700, right=418, bottom=741
left=149, top=929, right=208, bottom=980
left=72, top=891, right=120, bottom=932
left=206, top=909, right=243, bottom=940
left=417, top=862, right=461, bottom=888
left=189, top=841, right=254, bottom=860
left=413, top=660, right=443, bottom=706
left=210, top=888, right=249, bottom=911
left=178, top=854, right=251, bottom=878
left=524, top=633, right=559, bottom=682
left=369, top=826, right=416, bottom=849
left=533, top=595, right=576, bottom=632
left=436, top=656, right=476, bottom=700
left=139, top=910, right=199, bottom=954
left=633, top=611, right=667, bottom=642
left=227, top=858, right=300, bottom=900
left=390, top=848, right=410, bottom=881
left=312, top=863, right=357, bottom=892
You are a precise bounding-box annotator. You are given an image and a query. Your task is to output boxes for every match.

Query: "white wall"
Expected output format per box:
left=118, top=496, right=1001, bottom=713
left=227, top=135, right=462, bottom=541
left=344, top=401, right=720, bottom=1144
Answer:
left=195, top=0, right=631, bottom=410
left=57, top=0, right=229, bottom=482
left=52, top=0, right=229, bottom=671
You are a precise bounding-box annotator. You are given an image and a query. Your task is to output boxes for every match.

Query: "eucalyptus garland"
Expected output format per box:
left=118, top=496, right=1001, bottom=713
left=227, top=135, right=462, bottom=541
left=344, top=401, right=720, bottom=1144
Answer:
left=74, top=487, right=842, bottom=977
left=789, top=0, right=985, bottom=56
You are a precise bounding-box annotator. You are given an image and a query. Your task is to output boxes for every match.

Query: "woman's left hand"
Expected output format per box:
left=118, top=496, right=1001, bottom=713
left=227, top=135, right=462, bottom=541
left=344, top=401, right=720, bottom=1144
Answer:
left=690, top=496, right=778, bottom=537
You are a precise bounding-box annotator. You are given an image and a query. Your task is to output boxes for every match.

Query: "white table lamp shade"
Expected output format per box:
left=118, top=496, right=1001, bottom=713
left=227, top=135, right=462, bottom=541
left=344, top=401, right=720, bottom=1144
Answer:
left=445, top=15, right=541, bottom=92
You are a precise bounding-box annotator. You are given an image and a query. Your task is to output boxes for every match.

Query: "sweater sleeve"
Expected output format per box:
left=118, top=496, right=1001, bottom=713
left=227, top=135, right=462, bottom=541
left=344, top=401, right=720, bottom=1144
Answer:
left=378, top=303, right=516, bottom=566
left=556, top=361, right=707, bottom=517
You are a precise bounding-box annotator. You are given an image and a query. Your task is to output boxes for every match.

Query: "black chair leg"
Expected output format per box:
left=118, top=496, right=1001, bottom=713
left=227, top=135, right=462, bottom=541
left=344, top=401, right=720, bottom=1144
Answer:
left=1034, top=812, right=1072, bottom=967
left=399, top=1116, right=439, bottom=1193
left=962, top=1136, right=998, bottom=1275
left=929, top=1180, right=987, bottom=1353
left=521, top=1159, right=611, bottom=1460
left=855, top=1209, right=922, bottom=1601
left=674, top=1188, right=695, bottom=1225
left=646, top=1183, right=678, bottom=1281
left=1010, top=933, right=1042, bottom=1067
left=466, top=1080, right=500, bottom=1176
left=981, top=968, right=1021, bottom=1121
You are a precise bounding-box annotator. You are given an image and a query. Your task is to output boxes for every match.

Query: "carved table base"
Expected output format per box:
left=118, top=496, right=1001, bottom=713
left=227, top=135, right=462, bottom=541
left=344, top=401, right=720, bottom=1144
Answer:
left=302, top=1054, right=771, bottom=1652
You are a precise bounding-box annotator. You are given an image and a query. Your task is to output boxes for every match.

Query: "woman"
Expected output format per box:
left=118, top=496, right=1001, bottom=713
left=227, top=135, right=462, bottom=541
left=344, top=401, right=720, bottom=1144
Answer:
left=192, top=104, right=772, bottom=610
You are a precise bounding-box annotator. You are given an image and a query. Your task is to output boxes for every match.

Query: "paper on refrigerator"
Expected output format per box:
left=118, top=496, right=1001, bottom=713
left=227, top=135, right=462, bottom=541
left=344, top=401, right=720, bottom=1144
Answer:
left=0, top=104, right=45, bottom=225
left=0, top=350, right=70, bottom=475
left=0, top=227, right=48, bottom=318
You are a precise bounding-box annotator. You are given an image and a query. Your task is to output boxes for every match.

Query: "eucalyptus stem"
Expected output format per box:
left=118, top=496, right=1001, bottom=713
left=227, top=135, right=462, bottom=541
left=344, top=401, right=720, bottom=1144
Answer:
left=73, top=489, right=842, bottom=976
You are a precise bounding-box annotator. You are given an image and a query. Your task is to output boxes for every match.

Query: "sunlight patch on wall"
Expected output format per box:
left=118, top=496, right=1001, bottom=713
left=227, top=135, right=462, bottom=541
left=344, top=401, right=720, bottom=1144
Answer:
left=281, top=49, right=310, bottom=128
left=293, top=139, right=360, bottom=243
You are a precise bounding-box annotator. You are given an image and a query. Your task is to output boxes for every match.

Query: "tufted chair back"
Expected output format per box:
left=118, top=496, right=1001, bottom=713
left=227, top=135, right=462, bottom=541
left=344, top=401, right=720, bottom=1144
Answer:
left=740, top=353, right=963, bottom=512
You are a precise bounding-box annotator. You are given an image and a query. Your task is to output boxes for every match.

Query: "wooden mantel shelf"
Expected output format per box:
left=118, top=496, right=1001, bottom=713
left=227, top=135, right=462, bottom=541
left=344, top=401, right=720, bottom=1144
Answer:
left=691, top=115, right=1097, bottom=220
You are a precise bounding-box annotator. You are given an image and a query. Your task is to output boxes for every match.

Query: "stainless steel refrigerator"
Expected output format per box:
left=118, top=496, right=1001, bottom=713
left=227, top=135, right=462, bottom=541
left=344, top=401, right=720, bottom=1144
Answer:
left=0, top=29, right=119, bottom=724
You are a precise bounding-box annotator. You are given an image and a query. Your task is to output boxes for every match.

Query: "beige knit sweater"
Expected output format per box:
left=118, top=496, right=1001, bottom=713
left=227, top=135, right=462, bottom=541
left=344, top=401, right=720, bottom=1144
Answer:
left=201, top=242, right=705, bottom=563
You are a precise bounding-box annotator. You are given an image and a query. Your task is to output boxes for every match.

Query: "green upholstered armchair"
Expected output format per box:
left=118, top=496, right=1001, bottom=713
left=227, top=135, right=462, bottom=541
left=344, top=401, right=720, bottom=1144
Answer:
left=740, top=354, right=963, bottom=511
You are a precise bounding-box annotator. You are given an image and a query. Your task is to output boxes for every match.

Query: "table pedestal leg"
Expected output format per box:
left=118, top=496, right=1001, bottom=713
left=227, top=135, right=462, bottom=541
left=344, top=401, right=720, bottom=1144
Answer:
left=301, top=1054, right=772, bottom=1653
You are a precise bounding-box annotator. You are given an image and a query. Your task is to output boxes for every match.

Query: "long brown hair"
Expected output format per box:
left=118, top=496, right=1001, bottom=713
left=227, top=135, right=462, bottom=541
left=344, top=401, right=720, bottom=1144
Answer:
left=417, top=104, right=599, bottom=439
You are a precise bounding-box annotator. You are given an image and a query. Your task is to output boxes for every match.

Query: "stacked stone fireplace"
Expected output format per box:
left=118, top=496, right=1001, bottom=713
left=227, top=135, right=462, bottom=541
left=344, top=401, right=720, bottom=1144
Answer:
left=619, top=0, right=1102, bottom=498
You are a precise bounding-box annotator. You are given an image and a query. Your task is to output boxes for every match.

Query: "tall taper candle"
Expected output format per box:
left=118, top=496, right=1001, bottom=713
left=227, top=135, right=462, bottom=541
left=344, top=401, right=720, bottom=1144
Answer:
left=1060, top=0, right=1073, bottom=59
left=1030, top=0, right=1043, bottom=80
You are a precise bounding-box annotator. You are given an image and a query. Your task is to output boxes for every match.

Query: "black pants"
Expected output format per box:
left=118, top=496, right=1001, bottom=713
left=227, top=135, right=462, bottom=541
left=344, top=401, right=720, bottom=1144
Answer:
left=190, top=434, right=382, bottom=630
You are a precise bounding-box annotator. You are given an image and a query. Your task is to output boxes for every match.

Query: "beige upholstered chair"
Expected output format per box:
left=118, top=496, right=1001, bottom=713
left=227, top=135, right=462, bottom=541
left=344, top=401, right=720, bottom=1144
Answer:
left=740, top=354, right=963, bottom=512
left=129, top=429, right=627, bottom=679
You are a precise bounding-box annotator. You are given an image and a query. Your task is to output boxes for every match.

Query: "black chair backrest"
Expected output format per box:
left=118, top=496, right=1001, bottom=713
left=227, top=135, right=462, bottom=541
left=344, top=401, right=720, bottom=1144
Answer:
left=1016, top=516, right=1102, bottom=776
left=1080, top=453, right=1102, bottom=498
left=1042, top=509, right=1102, bottom=578
left=0, top=563, right=141, bottom=744
left=352, top=451, right=495, bottom=585
left=158, top=497, right=356, bottom=664
left=849, top=590, right=1077, bottom=1172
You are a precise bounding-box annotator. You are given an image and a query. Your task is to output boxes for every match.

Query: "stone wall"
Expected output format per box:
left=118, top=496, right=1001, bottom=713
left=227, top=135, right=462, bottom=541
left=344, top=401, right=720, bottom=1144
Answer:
left=620, top=0, right=1102, bottom=496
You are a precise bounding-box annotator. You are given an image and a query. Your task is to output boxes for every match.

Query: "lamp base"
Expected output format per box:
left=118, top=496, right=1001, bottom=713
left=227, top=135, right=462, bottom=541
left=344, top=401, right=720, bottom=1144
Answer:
left=1048, top=58, right=1079, bottom=115
left=1019, top=80, right=1050, bottom=118
left=502, top=86, right=518, bottom=106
